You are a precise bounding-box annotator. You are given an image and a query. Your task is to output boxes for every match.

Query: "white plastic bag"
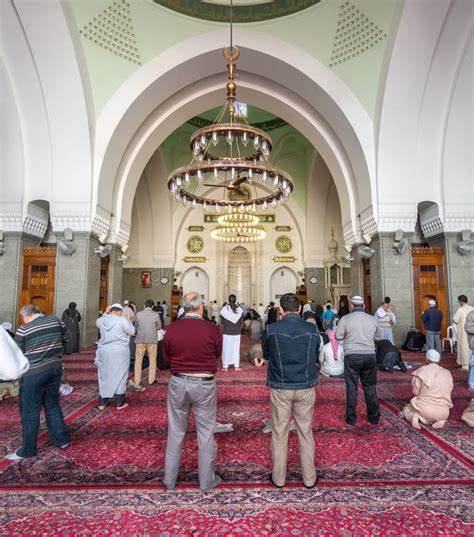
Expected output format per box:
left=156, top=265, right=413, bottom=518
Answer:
left=0, top=327, right=30, bottom=380
left=157, top=329, right=165, bottom=342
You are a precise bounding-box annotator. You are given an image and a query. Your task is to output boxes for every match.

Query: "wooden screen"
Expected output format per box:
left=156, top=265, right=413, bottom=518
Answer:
left=412, top=246, right=448, bottom=337
left=19, top=247, right=56, bottom=324
left=99, top=255, right=110, bottom=313
left=362, top=258, right=372, bottom=313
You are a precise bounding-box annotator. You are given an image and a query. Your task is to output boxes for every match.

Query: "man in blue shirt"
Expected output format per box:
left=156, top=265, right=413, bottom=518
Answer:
left=422, top=299, right=443, bottom=354
left=263, top=293, right=320, bottom=489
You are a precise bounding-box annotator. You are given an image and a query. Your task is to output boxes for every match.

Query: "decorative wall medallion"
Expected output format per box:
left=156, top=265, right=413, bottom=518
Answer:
left=272, top=256, right=296, bottom=263
left=276, top=235, right=292, bottom=254
left=183, top=256, right=207, bottom=263
left=229, top=185, right=251, bottom=202
left=309, top=276, right=318, bottom=284
left=187, top=235, right=204, bottom=253
left=160, top=276, right=169, bottom=285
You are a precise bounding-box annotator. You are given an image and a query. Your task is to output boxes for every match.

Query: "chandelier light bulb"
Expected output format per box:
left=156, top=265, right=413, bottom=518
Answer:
left=192, top=199, right=197, bottom=208
left=185, top=173, right=190, bottom=183
left=253, top=135, right=260, bottom=150
left=252, top=202, right=256, bottom=212
left=242, top=132, right=249, bottom=146
left=213, top=168, right=219, bottom=180
left=227, top=131, right=234, bottom=145
left=203, top=201, right=207, bottom=211
left=231, top=167, right=236, bottom=179
left=272, top=198, right=277, bottom=208
left=193, top=141, right=200, bottom=156
left=238, top=204, right=244, bottom=213
left=262, top=171, right=268, bottom=182
left=212, top=131, right=218, bottom=146
left=196, top=169, right=203, bottom=183
left=182, top=195, right=188, bottom=207
left=273, top=175, right=279, bottom=187
left=176, top=176, right=182, bottom=187
left=282, top=179, right=288, bottom=189
left=200, top=135, right=206, bottom=148
left=263, top=200, right=268, bottom=211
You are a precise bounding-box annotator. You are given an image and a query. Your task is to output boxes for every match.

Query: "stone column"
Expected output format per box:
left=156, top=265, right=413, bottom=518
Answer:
left=349, top=243, right=364, bottom=299
left=304, top=267, right=325, bottom=302
left=369, top=233, right=415, bottom=344
left=108, top=245, right=124, bottom=305
left=443, top=232, right=474, bottom=318
left=55, top=234, right=101, bottom=347
left=0, top=233, right=23, bottom=327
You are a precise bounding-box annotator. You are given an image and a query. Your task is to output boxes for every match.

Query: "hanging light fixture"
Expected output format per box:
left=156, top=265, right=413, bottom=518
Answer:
left=167, top=0, right=294, bottom=218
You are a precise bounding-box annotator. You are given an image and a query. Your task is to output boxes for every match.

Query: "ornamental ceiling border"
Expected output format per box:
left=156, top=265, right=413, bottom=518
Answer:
left=152, top=0, right=320, bottom=24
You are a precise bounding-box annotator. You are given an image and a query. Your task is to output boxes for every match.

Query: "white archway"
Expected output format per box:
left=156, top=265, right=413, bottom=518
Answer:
left=181, top=267, right=209, bottom=303
left=93, top=29, right=376, bottom=245
left=270, top=266, right=298, bottom=304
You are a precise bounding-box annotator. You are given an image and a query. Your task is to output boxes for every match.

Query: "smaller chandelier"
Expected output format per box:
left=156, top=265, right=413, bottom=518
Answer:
left=211, top=225, right=267, bottom=243
left=217, top=213, right=260, bottom=227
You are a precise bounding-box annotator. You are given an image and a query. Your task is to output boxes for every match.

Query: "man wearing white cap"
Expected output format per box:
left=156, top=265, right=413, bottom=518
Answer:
left=401, top=349, right=453, bottom=429
left=335, top=296, right=380, bottom=425
left=422, top=300, right=443, bottom=354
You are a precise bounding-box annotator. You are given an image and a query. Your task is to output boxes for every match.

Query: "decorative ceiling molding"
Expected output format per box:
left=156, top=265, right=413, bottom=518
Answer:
left=79, top=0, right=141, bottom=65
left=0, top=212, right=23, bottom=232
left=444, top=212, right=474, bottom=233
left=377, top=213, right=417, bottom=233
left=330, top=1, right=386, bottom=68
left=152, top=0, right=320, bottom=23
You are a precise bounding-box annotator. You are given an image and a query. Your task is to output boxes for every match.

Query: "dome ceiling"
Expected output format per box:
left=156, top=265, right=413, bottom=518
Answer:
left=152, top=0, right=321, bottom=23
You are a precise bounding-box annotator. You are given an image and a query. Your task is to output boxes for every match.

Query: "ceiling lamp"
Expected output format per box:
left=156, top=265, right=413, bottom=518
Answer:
left=167, top=0, right=293, bottom=212
left=211, top=225, right=267, bottom=243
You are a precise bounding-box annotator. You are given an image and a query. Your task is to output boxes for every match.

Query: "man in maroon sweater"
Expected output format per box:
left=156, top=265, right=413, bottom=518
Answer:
left=162, top=291, right=223, bottom=492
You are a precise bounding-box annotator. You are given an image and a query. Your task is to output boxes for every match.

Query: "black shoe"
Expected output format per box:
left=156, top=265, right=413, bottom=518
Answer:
left=304, top=475, right=318, bottom=489
left=344, top=417, right=356, bottom=426
left=369, top=419, right=380, bottom=425
left=269, top=473, right=284, bottom=488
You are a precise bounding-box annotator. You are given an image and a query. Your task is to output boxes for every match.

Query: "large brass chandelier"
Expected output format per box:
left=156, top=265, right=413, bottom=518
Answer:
left=167, top=1, right=293, bottom=246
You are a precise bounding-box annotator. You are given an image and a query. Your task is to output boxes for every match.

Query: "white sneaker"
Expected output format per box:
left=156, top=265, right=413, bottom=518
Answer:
left=5, top=452, right=25, bottom=461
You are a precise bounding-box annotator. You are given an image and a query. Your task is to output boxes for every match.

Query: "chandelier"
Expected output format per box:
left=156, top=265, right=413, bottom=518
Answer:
left=166, top=2, right=293, bottom=222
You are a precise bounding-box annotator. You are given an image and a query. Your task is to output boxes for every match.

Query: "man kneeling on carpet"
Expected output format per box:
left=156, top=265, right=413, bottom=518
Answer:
left=162, top=292, right=223, bottom=492
left=401, top=349, right=453, bottom=430
left=263, top=292, right=320, bottom=489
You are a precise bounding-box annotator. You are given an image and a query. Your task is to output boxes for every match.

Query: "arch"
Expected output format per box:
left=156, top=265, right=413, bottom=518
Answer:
left=270, top=266, right=298, bottom=303
left=181, top=266, right=210, bottom=302
left=93, top=29, right=375, bottom=244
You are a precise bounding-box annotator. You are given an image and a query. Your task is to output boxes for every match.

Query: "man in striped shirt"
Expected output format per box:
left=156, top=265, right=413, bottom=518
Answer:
left=5, top=304, right=71, bottom=461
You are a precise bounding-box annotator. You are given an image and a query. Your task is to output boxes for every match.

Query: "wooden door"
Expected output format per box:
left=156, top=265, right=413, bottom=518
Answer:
left=412, top=246, right=448, bottom=337
left=99, top=256, right=110, bottom=313
left=171, top=285, right=183, bottom=317
left=362, top=258, right=372, bottom=313
left=19, top=247, right=56, bottom=324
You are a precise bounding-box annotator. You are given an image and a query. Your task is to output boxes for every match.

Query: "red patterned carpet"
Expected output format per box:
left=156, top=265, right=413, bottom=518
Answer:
left=0, top=337, right=473, bottom=535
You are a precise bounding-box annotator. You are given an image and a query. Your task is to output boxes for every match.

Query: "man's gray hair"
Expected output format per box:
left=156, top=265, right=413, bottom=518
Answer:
left=182, top=292, right=202, bottom=312
left=20, top=304, right=42, bottom=317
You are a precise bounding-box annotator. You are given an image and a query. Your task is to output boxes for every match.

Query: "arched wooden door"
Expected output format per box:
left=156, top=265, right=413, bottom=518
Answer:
left=412, top=246, right=448, bottom=337
left=19, top=246, right=56, bottom=324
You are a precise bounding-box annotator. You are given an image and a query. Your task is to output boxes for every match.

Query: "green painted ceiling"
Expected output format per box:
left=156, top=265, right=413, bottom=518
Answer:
left=152, top=0, right=321, bottom=23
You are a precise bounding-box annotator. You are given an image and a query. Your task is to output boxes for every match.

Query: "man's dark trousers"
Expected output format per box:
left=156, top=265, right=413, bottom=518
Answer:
left=344, top=354, right=380, bottom=424
left=17, top=365, right=70, bottom=457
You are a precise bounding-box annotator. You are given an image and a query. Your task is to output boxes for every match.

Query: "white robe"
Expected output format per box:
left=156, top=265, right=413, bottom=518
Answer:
left=453, top=304, right=474, bottom=366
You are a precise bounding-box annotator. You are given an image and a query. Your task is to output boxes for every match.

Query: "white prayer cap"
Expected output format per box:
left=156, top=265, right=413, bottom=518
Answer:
left=123, top=300, right=130, bottom=305
left=351, top=296, right=364, bottom=306
left=428, top=299, right=436, bottom=306
left=110, top=303, right=123, bottom=310
left=426, top=349, right=441, bottom=363
left=1, top=322, right=12, bottom=331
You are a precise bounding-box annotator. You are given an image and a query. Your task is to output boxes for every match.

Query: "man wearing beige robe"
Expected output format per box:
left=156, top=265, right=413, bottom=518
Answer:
left=453, top=295, right=474, bottom=369
left=402, top=349, right=453, bottom=430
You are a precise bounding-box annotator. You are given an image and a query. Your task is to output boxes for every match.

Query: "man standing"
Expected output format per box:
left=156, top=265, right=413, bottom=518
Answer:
left=453, top=295, right=474, bottom=369
left=162, top=292, right=222, bottom=492
left=161, top=301, right=169, bottom=325
left=422, top=299, right=443, bottom=354
left=129, top=299, right=162, bottom=391
left=464, top=309, right=474, bottom=389
left=121, top=300, right=135, bottom=323
left=335, top=296, right=380, bottom=426
left=263, top=293, right=320, bottom=489
left=6, top=305, right=71, bottom=460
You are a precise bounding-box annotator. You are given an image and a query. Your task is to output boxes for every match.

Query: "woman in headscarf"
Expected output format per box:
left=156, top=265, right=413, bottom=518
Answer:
left=319, top=329, right=344, bottom=377
left=220, top=294, right=245, bottom=371
left=62, top=302, right=81, bottom=354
